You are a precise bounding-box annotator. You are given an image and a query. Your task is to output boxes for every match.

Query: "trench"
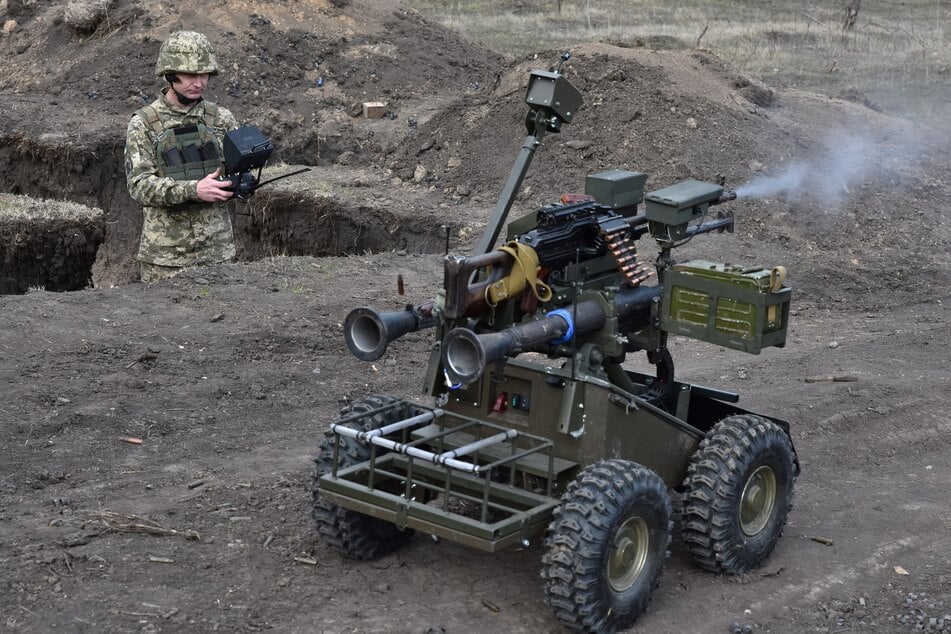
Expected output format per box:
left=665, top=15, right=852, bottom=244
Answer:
left=236, top=192, right=443, bottom=264
left=0, top=134, right=443, bottom=293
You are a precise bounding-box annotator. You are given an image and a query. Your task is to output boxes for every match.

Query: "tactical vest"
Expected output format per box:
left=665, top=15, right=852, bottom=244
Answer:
left=136, top=103, right=223, bottom=181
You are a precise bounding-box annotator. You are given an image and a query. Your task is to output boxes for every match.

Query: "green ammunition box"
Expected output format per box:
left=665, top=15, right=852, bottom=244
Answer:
left=660, top=260, right=791, bottom=354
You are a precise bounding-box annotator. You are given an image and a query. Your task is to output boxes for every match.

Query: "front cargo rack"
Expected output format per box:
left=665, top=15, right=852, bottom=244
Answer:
left=318, top=400, right=576, bottom=552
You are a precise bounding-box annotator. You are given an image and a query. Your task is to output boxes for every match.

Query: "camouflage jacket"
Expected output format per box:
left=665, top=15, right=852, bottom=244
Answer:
left=125, top=93, right=238, bottom=266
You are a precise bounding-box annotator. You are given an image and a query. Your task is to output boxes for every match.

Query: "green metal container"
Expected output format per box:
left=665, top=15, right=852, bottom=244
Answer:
left=661, top=260, right=791, bottom=354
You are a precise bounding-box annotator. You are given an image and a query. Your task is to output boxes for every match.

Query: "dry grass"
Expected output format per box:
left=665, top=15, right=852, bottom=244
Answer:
left=0, top=193, right=104, bottom=220
left=405, top=0, right=950, bottom=127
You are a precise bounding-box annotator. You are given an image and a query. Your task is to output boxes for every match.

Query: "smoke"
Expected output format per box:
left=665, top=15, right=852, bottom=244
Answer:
left=734, top=128, right=918, bottom=208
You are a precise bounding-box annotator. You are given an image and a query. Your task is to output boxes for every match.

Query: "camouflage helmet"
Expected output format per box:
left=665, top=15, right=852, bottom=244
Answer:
left=155, top=31, right=219, bottom=77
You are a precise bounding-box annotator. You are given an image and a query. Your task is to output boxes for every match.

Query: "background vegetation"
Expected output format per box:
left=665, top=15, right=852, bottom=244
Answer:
left=405, top=0, right=950, bottom=128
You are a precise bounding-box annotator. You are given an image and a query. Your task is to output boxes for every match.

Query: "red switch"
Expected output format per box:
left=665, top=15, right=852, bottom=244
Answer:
left=492, top=392, right=508, bottom=413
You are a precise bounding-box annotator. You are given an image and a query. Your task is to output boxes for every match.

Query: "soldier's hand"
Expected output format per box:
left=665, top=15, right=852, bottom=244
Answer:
left=197, top=168, right=234, bottom=202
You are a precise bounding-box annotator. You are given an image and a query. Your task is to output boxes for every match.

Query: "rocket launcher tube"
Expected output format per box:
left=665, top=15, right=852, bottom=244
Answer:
left=344, top=304, right=435, bottom=362
left=441, top=284, right=661, bottom=386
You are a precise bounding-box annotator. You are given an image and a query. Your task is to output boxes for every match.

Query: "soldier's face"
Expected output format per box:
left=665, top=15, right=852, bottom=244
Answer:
left=173, top=73, right=209, bottom=99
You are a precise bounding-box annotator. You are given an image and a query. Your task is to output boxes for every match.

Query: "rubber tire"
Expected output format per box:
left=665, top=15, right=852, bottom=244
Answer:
left=311, top=394, right=414, bottom=560
left=681, top=414, right=798, bottom=574
left=541, top=459, right=672, bottom=633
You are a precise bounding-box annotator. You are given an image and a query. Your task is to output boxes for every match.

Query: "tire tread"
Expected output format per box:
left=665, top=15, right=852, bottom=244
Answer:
left=681, top=414, right=797, bottom=574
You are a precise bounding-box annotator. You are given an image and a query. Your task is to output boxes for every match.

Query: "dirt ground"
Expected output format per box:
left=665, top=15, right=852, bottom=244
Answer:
left=1, top=1, right=950, bottom=632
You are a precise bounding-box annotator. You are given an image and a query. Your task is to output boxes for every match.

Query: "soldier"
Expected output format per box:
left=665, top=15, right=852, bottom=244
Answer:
left=125, top=30, right=238, bottom=282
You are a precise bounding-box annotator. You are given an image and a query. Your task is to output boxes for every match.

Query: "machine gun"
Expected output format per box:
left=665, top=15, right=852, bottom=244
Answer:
left=317, top=54, right=799, bottom=633
left=220, top=126, right=310, bottom=199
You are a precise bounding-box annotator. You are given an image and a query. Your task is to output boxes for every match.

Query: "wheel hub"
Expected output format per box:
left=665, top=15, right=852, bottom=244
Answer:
left=739, top=465, right=777, bottom=536
left=608, top=516, right=649, bottom=592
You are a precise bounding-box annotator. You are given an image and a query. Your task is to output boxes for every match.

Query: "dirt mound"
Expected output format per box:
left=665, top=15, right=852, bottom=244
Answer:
left=1, top=0, right=506, bottom=163
left=1, top=2, right=950, bottom=633
left=389, top=42, right=950, bottom=311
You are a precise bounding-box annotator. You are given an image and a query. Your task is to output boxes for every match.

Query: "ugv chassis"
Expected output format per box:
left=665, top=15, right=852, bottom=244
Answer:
left=311, top=54, right=799, bottom=633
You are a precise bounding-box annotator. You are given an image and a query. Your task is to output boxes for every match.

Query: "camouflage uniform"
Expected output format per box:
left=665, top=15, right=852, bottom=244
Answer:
left=124, top=31, right=238, bottom=273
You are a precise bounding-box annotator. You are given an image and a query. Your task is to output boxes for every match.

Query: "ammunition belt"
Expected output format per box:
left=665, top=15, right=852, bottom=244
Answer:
left=599, top=218, right=653, bottom=287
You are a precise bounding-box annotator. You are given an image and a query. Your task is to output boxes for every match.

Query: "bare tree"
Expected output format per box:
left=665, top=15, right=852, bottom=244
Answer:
left=842, top=0, right=861, bottom=31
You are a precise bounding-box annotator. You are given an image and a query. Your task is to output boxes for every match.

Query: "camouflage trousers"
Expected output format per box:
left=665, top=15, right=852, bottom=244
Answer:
left=140, top=258, right=236, bottom=282
left=140, top=261, right=184, bottom=282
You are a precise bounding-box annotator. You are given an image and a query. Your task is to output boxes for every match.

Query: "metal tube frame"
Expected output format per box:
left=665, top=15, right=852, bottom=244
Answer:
left=325, top=400, right=558, bottom=534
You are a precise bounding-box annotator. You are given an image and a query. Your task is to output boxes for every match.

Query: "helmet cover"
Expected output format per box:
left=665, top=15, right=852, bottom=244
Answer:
left=155, top=31, right=219, bottom=77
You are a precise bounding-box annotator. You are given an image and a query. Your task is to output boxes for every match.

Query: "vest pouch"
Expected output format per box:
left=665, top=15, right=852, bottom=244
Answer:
left=155, top=123, right=223, bottom=181
left=181, top=144, right=203, bottom=164
left=198, top=140, right=219, bottom=161
left=163, top=148, right=184, bottom=167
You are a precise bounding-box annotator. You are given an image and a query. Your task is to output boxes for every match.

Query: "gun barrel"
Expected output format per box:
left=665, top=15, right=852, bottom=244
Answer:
left=344, top=305, right=434, bottom=362
left=442, top=284, right=660, bottom=385
left=683, top=211, right=734, bottom=239
left=715, top=190, right=737, bottom=205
